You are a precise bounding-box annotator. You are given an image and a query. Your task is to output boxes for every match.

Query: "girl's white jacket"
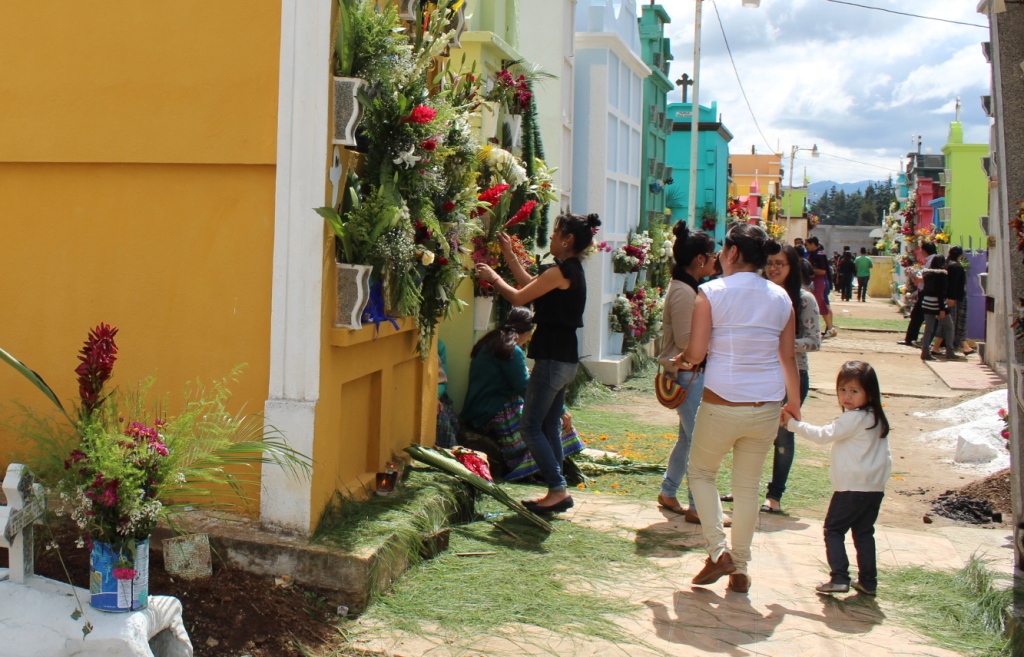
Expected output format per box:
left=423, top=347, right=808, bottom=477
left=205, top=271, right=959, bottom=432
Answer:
left=787, top=409, right=892, bottom=492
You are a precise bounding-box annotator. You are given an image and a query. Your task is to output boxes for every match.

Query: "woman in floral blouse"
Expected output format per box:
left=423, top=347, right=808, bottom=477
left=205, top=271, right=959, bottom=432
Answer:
left=761, top=245, right=820, bottom=513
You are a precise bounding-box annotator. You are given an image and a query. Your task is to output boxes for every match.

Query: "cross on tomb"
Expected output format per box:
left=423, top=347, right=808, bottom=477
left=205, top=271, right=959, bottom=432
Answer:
left=676, top=74, right=694, bottom=103
left=0, top=464, right=46, bottom=584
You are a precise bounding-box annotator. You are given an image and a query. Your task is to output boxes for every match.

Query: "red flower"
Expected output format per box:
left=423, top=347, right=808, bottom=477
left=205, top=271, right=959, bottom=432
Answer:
left=401, top=105, right=437, bottom=124
left=442, top=201, right=457, bottom=213
left=112, top=568, right=137, bottom=581
left=453, top=448, right=494, bottom=482
left=438, top=257, right=449, bottom=266
left=504, top=200, right=538, bottom=229
left=420, top=139, right=437, bottom=151
left=75, top=324, right=119, bottom=414
left=473, top=183, right=510, bottom=217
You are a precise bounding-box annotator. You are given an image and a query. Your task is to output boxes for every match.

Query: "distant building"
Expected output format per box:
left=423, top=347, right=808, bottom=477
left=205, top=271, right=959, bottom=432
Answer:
left=729, top=151, right=783, bottom=200
left=940, top=119, right=988, bottom=250
left=664, top=100, right=732, bottom=239
left=637, top=3, right=674, bottom=231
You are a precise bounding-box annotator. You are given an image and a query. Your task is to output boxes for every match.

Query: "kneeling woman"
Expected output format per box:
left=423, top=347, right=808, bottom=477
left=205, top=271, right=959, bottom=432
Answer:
left=474, top=211, right=601, bottom=513
left=462, top=307, right=584, bottom=481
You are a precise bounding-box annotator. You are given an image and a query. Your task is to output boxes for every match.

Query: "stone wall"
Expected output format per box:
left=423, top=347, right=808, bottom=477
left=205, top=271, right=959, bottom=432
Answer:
left=806, top=225, right=879, bottom=255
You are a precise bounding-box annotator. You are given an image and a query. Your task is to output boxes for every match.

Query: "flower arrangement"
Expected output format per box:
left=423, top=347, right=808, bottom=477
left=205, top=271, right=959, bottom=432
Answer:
left=700, top=205, right=718, bottom=232
left=0, top=325, right=311, bottom=617
left=1010, top=201, right=1024, bottom=254
left=763, top=219, right=787, bottom=241
left=625, top=284, right=663, bottom=344
left=726, top=196, right=749, bottom=222
left=934, top=230, right=950, bottom=244
left=484, top=67, right=533, bottom=115
left=608, top=295, right=632, bottom=334
left=998, top=408, right=1010, bottom=447
left=470, top=233, right=534, bottom=296
left=807, top=213, right=820, bottom=229
left=611, top=232, right=653, bottom=274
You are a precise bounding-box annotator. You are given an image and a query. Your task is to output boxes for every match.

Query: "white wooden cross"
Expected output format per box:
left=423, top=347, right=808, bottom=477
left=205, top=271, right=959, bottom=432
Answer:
left=0, top=464, right=46, bottom=584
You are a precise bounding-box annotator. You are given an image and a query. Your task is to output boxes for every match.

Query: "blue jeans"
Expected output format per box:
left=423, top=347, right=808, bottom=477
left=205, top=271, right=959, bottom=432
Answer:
left=521, top=359, right=578, bottom=492
left=660, top=370, right=705, bottom=505
left=766, top=368, right=810, bottom=502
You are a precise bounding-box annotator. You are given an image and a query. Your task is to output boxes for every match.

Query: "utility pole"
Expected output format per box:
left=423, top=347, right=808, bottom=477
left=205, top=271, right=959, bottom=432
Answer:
left=685, top=0, right=703, bottom=229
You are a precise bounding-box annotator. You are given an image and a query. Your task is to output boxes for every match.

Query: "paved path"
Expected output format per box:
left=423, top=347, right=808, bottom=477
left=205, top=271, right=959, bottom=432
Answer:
left=360, top=496, right=1012, bottom=657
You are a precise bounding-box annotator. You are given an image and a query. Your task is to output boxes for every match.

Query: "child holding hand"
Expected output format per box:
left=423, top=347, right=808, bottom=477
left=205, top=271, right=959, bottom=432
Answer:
left=780, top=361, right=891, bottom=596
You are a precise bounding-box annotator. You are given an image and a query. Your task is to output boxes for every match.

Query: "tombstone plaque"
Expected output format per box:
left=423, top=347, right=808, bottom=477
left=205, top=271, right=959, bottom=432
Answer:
left=163, top=534, right=213, bottom=580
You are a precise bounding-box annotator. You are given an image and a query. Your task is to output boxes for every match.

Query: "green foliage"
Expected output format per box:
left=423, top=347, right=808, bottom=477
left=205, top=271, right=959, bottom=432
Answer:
left=879, top=556, right=1017, bottom=657
left=0, top=346, right=69, bottom=421
left=810, top=177, right=896, bottom=227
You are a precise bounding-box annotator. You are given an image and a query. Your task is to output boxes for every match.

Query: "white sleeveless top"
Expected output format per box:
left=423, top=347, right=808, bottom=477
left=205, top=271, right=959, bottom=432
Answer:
left=700, top=272, right=793, bottom=403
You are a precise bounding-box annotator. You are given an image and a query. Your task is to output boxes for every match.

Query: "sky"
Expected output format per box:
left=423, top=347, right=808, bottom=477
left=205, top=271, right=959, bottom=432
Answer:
left=657, top=0, right=991, bottom=185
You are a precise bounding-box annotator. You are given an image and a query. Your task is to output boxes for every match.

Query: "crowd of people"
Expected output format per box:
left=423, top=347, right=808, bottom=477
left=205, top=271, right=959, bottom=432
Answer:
left=438, top=215, right=891, bottom=597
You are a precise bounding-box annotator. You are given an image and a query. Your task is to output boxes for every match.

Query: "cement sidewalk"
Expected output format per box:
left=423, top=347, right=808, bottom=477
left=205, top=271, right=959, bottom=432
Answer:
left=359, top=495, right=1013, bottom=657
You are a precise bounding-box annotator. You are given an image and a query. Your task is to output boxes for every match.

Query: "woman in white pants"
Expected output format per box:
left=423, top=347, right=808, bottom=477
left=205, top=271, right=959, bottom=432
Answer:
left=675, top=223, right=802, bottom=593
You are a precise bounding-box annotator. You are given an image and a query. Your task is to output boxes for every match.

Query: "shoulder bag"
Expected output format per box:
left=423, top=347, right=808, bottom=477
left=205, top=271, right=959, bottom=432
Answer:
left=655, top=364, right=697, bottom=409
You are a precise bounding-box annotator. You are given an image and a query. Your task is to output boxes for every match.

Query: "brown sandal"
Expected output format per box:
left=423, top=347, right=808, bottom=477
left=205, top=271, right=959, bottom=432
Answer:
left=657, top=494, right=686, bottom=515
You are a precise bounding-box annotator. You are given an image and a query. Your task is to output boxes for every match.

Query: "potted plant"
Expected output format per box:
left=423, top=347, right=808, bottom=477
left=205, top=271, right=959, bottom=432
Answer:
left=317, top=172, right=375, bottom=329
left=0, top=325, right=311, bottom=615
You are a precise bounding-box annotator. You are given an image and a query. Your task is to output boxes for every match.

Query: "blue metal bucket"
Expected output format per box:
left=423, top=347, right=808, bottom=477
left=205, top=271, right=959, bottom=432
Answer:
left=89, top=539, right=149, bottom=612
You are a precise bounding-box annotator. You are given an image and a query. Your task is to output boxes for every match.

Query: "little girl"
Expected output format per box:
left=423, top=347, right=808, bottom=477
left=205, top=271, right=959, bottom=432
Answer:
left=781, top=361, right=891, bottom=596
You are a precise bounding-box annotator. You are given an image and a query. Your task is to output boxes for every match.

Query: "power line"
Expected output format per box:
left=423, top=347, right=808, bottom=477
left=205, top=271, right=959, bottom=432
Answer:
left=823, top=0, right=987, bottom=29
left=817, top=151, right=899, bottom=172
left=709, top=0, right=776, bottom=154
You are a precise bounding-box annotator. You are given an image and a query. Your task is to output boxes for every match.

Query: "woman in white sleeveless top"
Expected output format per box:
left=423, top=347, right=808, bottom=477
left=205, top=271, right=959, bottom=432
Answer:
left=675, top=223, right=802, bottom=593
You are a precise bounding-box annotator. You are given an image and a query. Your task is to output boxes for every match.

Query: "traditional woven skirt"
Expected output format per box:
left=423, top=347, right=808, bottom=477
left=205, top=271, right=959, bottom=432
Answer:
left=485, top=396, right=585, bottom=481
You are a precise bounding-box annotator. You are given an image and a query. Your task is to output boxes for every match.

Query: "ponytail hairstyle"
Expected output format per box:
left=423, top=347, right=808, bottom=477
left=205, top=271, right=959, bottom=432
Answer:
left=723, top=222, right=778, bottom=270
left=836, top=361, right=890, bottom=438
left=799, top=258, right=814, bottom=287
left=766, top=244, right=803, bottom=318
left=554, top=212, right=601, bottom=255
left=471, top=306, right=535, bottom=361
left=671, top=221, right=716, bottom=281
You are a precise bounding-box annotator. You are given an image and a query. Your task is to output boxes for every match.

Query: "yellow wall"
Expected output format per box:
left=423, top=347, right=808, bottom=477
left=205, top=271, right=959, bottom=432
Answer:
left=728, top=154, right=784, bottom=198
left=0, top=2, right=281, bottom=513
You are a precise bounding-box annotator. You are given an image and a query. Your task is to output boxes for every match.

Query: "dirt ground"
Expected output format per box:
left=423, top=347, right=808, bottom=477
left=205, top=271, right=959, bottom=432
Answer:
left=26, top=526, right=340, bottom=657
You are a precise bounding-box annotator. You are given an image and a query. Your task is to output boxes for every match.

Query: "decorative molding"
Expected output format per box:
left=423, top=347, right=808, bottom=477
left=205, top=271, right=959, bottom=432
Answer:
left=574, top=32, right=652, bottom=78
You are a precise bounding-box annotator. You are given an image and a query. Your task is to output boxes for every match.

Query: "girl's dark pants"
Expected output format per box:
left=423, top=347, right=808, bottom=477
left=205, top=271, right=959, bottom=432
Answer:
left=823, top=491, right=884, bottom=589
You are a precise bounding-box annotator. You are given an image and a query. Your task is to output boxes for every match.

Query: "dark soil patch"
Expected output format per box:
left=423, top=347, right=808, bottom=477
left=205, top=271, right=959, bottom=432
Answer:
left=956, top=468, right=1012, bottom=514
left=19, top=525, right=341, bottom=657
left=931, top=492, right=1000, bottom=525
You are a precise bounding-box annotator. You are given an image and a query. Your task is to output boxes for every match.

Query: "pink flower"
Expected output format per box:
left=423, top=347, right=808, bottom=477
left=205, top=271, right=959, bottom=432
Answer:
left=401, top=105, right=437, bottom=124
left=150, top=440, right=169, bottom=457
left=998, top=408, right=1008, bottom=419
left=112, top=568, right=137, bottom=581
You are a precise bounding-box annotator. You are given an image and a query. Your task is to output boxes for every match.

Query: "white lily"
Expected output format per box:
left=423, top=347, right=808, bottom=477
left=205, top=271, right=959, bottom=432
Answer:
left=393, top=146, right=421, bottom=169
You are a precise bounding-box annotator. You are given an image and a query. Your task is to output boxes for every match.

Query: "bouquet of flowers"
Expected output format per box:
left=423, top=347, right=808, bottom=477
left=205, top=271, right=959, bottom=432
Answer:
left=470, top=233, right=534, bottom=296
left=608, top=295, right=632, bottom=334
left=484, top=67, right=532, bottom=114
left=726, top=196, right=749, bottom=222
left=998, top=408, right=1010, bottom=447
left=935, top=231, right=950, bottom=244
left=807, top=213, right=820, bottom=229
left=763, top=219, right=787, bottom=241
left=625, top=284, right=663, bottom=343
left=611, top=245, right=641, bottom=274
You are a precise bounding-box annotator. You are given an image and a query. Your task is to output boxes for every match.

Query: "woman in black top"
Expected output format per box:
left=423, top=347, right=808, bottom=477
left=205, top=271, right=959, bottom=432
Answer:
left=932, top=246, right=970, bottom=355
left=920, top=255, right=962, bottom=361
left=838, top=252, right=857, bottom=302
left=474, top=212, right=601, bottom=513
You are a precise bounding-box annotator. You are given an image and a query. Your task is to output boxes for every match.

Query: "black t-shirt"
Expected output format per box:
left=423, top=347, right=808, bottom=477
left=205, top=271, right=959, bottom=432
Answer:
left=528, top=257, right=586, bottom=363
left=946, top=262, right=967, bottom=302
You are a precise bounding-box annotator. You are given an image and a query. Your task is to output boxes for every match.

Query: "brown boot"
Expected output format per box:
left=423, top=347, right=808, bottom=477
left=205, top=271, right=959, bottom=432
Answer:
left=692, top=551, right=737, bottom=586
left=728, top=573, right=751, bottom=593
left=684, top=506, right=732, bottom=527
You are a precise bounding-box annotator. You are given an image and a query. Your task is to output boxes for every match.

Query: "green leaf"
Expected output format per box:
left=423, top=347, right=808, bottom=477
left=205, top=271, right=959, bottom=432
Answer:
left=70, top=609, right=82, bottom=621
left=0, top=346, right=69, bottom=421
left=82, top=622, right=93, bottom=638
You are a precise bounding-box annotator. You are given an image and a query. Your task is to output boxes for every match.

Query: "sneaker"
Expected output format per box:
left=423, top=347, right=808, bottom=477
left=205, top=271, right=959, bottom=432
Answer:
left=851, top=580, right=877, bottom=596
left=728, top=573, right=751, bottom=593
left=826, top=328, right=838, bottom=338
left=692, top=551, right=737, bottom=586
left=815, top=579, right=850, bottom=594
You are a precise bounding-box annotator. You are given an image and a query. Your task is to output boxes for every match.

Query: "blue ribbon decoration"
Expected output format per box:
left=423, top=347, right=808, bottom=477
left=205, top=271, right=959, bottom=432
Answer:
left=363, top=279, right=400, bottom=334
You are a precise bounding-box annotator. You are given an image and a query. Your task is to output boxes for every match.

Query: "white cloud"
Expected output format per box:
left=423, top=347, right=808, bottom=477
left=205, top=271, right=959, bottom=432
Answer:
left=660, top=0, right=991, bottom=182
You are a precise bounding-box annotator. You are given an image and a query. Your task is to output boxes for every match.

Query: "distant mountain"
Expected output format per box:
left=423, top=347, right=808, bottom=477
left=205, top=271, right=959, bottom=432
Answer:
left=807, top=180, right=882, bottom=200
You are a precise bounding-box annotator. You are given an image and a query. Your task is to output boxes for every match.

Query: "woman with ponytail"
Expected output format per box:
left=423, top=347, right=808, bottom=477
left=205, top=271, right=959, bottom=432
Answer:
left=475, top=212, right=601, bottom=513
left=675, top=223, right=802, bottom=593
left=462, top=307, right=585, bottom=481
left=656, top=221, right=719, bottom=524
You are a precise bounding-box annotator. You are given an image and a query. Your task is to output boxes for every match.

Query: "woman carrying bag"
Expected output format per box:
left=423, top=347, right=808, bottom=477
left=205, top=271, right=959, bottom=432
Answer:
left=655, top=222, right=721, bottom=525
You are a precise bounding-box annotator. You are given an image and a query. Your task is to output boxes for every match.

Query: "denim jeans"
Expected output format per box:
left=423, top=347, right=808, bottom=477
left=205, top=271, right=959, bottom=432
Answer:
left=857, top=276, right=870, bottom=302
left=521, top=359, right=578, bottom=492
left=823, top=491, right=884, bottom=589
left=766, top=368, right=810, bottom=502
left=660, top=370, right=705, bottom=505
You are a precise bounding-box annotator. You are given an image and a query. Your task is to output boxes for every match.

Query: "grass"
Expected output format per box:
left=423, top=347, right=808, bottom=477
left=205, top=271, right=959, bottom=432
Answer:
left=568, top=364, right=833, bottom=512
left=878, top=556, right=1020, bottom=657
left=832, top=317, right=908, bottom=331
left=342, top=496, right=656, bottom=648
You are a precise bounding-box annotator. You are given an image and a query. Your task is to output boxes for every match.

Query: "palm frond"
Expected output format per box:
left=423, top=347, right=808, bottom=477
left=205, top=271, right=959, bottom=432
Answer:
left=0, top=346, right=70, bottom=421
left=405, top=445, right=552, bottom=532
